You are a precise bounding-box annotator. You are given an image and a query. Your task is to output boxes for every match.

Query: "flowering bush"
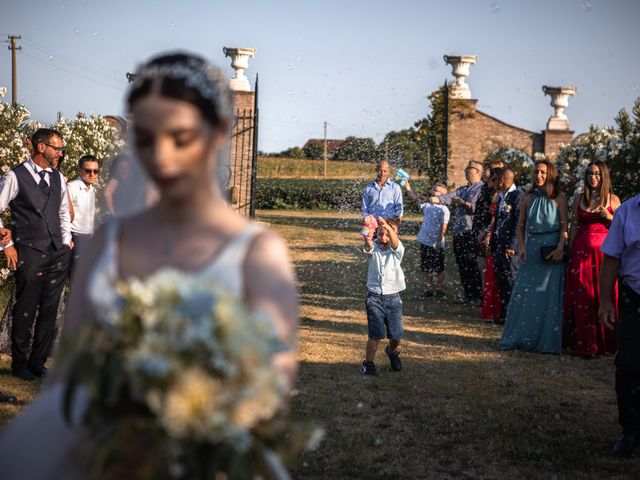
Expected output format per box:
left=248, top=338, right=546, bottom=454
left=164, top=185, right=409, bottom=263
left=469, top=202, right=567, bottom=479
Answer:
left=63, top=269, right=319, bottom=479
left=555, top=99, right=640, bottom=202
left=0, top=103, right=33, bottom=174
left=0, top=103, right=124, bottom=179
left=51, top=112, right=124, bottom=179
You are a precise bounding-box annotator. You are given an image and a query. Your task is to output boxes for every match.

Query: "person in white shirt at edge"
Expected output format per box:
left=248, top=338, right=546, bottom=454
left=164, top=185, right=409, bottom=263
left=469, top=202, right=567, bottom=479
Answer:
left=0, top=128, right=72, bottom=381
left=405, top=181, right=450, bottom=299
left=360, top=217, right=405, bottom=376
left=66, top=155, right=100, bottom=275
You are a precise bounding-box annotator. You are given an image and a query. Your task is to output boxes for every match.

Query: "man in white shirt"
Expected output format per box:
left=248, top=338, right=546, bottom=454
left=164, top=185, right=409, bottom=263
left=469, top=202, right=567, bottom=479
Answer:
left=0, top=128, right=72, bottom=380
left=67, top=155, right=99, bottom=272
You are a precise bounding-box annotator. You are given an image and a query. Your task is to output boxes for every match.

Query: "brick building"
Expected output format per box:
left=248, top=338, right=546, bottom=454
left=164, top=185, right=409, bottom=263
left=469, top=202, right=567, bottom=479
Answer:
left=443, top=55, right=575, bottom=186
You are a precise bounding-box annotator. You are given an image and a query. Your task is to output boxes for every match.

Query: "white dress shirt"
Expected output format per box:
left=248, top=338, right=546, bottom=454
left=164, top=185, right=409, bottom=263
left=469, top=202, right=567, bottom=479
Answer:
left=0, top=159, right=72, bottom=248
left=67, top=177, right=96, bottom=235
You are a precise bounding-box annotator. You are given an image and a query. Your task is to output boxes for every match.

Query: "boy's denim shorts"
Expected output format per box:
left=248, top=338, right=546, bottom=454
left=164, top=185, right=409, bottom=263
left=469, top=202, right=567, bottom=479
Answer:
left=365, top=291, right=403, bottom=340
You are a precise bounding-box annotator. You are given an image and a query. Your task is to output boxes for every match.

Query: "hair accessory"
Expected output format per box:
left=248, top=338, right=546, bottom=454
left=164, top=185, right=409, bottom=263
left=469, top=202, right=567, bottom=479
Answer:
left=132, top=58, right=232, bottom=120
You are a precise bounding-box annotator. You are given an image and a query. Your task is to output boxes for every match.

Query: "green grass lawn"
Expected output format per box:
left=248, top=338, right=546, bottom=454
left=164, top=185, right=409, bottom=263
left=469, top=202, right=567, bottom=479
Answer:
left=257, top=156, right=427, bottom=179
left=1, top=210, right=637, bottom=479
left=259, top=210, right=638, bottom=480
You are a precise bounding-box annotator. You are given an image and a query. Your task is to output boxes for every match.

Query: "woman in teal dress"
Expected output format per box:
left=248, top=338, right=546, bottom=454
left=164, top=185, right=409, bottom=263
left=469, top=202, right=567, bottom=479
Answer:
left=498, top=160, right=568, bottom=353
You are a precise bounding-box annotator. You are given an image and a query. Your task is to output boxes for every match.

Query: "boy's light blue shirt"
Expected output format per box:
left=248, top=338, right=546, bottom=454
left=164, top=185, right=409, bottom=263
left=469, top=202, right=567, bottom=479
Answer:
left=361, top=179, right=404, bottom=218
left=364, top=240, right=406, bottom=295
left=417, top=203, right=450, bottom=248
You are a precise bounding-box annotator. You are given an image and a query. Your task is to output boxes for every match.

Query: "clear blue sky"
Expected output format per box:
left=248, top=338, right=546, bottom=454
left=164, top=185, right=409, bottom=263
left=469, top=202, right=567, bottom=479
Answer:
left=1, top=0, right=639, bottom=152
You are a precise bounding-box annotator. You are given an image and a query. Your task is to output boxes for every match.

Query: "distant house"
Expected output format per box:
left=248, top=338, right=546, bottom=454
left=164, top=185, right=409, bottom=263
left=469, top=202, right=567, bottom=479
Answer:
left=303, top=139, right=344, bottom=158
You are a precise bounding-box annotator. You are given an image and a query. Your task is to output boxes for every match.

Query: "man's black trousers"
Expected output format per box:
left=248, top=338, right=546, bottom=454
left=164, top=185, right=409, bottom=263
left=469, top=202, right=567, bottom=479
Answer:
left=452, top=232, right=482, bottom=302
left=11, top=243, right=71, bottom=374
left=615, top=281, right=640, bottom=434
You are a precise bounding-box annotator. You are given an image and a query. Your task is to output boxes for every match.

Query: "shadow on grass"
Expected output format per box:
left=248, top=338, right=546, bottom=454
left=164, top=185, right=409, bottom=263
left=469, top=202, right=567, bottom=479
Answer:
left=301, top=316, right=504, bottom=353
left=291, top=358, right=634, bottom=480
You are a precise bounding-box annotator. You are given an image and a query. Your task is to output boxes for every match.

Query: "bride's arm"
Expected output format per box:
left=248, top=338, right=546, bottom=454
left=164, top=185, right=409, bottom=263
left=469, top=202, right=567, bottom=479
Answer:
left=46, top=225, right=109, bottom=387
left=243, top=230, right=299, bottom=391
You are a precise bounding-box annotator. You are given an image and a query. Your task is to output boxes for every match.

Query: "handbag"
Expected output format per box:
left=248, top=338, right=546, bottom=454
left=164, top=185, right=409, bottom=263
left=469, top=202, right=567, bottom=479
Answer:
left=540, top=244, right=569, bottom=263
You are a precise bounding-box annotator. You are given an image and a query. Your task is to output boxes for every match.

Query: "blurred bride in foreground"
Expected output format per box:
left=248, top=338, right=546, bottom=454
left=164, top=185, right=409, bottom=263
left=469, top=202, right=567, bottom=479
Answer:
left=0, top=51, right=299, bottom=478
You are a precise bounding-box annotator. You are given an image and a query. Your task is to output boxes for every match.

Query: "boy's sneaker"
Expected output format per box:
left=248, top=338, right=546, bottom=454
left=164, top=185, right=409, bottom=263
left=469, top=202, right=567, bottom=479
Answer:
left=419, top=290, right=434, bottom=299
left=360, top=360, right=377, bottom=375
left=434, top=290, right=446, bottom=299
left=385, top=346, right=402, bottom=371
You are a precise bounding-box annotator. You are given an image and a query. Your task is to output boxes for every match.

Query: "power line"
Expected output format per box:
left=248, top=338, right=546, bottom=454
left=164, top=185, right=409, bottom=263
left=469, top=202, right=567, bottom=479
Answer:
left=21, top=51, right=124, bottom=92
left=22, top=38, right=124, bottom=87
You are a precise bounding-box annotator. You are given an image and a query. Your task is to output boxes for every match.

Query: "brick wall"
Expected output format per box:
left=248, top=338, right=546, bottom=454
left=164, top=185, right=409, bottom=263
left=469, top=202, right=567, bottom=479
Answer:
left=543, top=129, right=574, bottom=161
left=228, top=91, right=255, bottom=217
left=446, top=99, right=574, bottom=186
left=447, top=99, right=543, bottom=187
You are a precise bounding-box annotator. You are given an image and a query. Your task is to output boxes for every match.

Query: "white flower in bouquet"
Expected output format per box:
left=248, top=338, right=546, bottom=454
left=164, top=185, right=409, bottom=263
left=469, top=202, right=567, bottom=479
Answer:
left=64, top=267, right=315, bottom=479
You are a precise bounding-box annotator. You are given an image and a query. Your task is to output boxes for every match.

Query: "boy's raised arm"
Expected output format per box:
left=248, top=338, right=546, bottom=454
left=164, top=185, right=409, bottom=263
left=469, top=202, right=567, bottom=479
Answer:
left=378, top=217, right=399, bottom=250
left=364, top=234, right=374, bottom=252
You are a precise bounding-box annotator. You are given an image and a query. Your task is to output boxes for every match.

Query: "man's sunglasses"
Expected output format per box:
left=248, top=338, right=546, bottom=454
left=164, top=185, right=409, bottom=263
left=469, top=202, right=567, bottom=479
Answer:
left=83, top=168, right=100, bottom=174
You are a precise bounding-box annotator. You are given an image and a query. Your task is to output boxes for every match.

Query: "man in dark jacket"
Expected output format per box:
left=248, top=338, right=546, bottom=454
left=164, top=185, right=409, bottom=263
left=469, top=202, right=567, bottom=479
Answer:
left=0, top=128, right=72, bottom=380
left=491, top=166, right=523, bottom=324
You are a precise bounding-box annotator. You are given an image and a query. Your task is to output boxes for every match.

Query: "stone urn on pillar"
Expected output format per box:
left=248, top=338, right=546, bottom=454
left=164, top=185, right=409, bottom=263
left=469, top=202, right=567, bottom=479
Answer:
left=222, top=47, right=256, bottom=92
left=542, top=85, right=577, bottom=130
left=443, top=55, right=477, bottom=99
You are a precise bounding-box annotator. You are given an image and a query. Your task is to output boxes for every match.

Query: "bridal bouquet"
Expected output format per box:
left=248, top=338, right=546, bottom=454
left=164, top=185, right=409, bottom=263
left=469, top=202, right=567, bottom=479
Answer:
left=63, top=269, right=319, bottom=479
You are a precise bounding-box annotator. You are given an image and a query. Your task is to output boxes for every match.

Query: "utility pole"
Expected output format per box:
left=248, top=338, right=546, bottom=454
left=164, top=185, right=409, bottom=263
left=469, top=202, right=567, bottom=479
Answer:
left=323, top=121, right=328, bottom=177
left=7, top=35, right=21, bottom=106
left=384, top=140, right=389, bottom=162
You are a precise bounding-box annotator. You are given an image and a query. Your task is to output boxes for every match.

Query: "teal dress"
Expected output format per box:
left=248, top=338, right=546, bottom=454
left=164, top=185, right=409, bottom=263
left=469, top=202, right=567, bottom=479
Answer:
left=498, top=189, right=565, bottom=353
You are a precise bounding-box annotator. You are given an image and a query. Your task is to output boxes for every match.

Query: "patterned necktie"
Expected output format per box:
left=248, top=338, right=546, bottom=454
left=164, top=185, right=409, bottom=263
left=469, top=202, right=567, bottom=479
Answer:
left=38, top=170, right=50, bottom=195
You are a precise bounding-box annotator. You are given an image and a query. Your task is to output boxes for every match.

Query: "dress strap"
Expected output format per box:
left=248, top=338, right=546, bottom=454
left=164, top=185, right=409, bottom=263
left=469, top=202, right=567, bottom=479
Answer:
left=216, top=222, right=263, bottom=266
left=202, top=222, right=264, bottom=299
left=103, top=219, right=121, bottom=279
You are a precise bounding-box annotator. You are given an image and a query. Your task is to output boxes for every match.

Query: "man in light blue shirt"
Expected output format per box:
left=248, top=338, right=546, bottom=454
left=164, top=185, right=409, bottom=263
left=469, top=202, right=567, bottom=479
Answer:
left=599, top=194, right=640, bottom=457
left=361, top=160, right=404, bottom=220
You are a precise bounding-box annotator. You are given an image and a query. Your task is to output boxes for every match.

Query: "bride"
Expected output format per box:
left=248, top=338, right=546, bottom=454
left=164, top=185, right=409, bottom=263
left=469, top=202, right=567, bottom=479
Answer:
left=0, top=52, right=298, bottom=478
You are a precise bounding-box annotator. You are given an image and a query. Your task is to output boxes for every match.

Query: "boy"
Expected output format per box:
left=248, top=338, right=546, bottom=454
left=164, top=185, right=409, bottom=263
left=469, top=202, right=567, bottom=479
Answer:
left=361, top=217, right=405, bottom=375
left=406, top=181, right=450, bottom=299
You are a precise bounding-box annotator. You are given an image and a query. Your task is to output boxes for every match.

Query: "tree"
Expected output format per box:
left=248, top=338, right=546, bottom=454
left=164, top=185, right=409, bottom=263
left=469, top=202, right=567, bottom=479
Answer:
left=303, top=141, right=323, bottom=160
left=555, top=97, right=640, bottom=203
left=483, top=147, right=533, bottom=187
left=379, top=130, right=420, bottom=171
left=279, top=146, right=305, bottom=159
left=0, top=102, right=32, bottom=174
left=412, top=85, right=449, bottom=179
left=333, top=136, right=378, bottom=163
left=50, top=112, right=124, bottom=179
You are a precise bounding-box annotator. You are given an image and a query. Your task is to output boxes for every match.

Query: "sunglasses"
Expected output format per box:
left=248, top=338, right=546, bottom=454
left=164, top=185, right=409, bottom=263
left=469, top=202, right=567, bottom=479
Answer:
left=42, top=143, right=65, bottom=153
left=83, top=168, right=100, bottom=174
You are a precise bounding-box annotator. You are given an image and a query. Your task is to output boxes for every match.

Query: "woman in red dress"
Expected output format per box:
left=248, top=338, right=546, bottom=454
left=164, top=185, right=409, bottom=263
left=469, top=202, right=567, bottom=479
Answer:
left=480, top=170, right=502, bottom=321
left=563, top=161, right=621, bottom=357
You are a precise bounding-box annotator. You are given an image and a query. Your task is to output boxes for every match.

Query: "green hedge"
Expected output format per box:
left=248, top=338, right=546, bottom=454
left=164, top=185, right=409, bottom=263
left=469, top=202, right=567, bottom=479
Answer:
left=255, top=178, right=434, bottom=211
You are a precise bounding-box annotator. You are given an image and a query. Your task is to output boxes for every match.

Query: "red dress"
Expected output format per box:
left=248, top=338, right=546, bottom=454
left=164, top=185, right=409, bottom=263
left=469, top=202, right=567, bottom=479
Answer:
left=481, top=203, right=501, bottom=320
left=563, top=205, right=617, bottom=356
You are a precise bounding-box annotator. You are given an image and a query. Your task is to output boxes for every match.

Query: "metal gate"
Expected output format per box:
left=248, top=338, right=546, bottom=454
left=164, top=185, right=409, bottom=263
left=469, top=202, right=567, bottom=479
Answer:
left=227, top=76, right=259, bottom=218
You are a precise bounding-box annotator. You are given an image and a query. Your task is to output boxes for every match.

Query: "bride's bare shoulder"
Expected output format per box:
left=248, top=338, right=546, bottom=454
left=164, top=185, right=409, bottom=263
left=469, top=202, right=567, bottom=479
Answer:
left=243, top=225, right=297, bottom=336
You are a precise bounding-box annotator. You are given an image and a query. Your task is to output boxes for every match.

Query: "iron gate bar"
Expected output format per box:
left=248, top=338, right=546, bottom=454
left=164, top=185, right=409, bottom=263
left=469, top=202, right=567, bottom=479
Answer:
left=249, top=74, right=259, bottom=218
left=442, top=79, right=449, bottom=185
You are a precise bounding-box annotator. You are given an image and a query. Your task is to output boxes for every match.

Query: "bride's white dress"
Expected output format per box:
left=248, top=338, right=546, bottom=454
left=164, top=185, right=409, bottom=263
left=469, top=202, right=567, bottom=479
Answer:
left=0, top=221, right=263, bottom=479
